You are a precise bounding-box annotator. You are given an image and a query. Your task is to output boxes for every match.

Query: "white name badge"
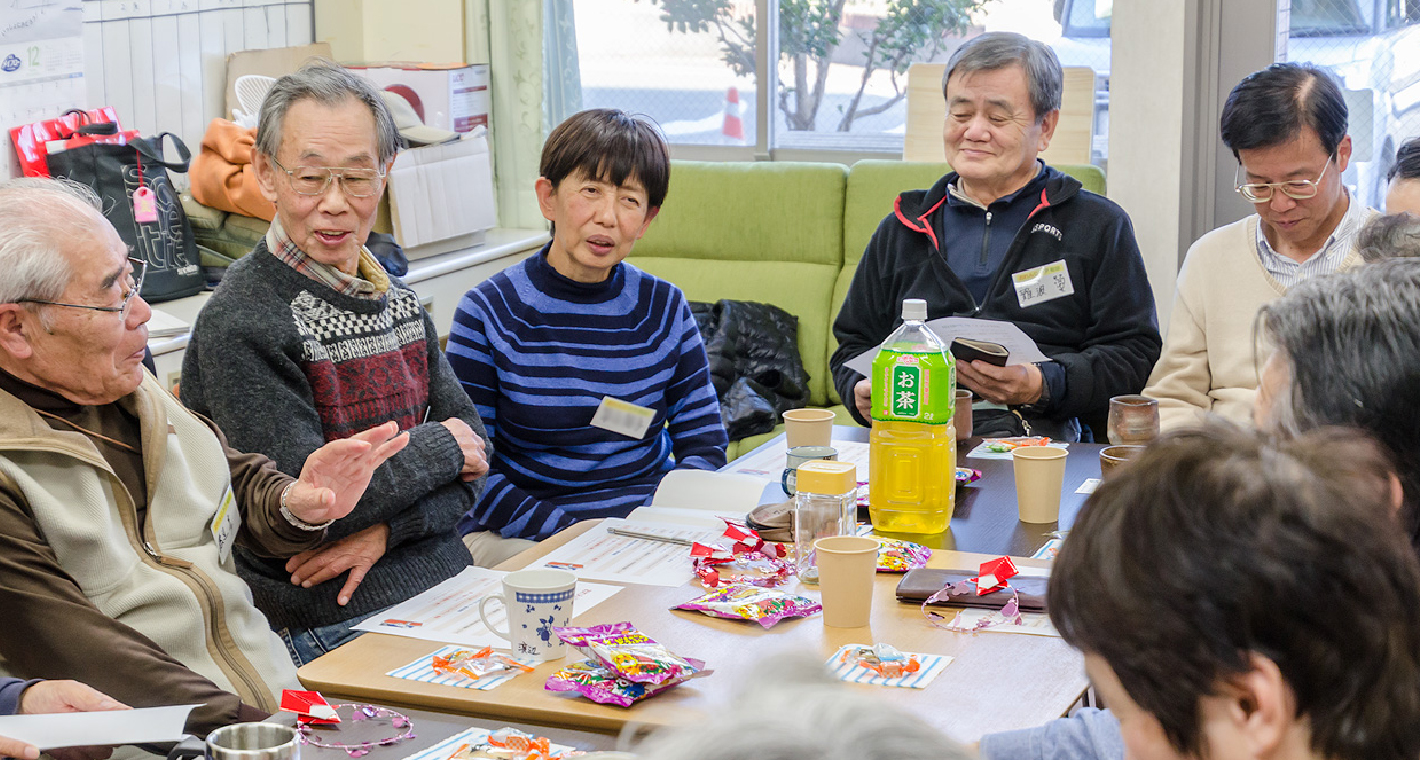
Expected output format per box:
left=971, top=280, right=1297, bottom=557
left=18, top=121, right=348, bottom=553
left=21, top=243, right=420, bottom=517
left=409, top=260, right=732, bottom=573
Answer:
left=590, top=397, right=656, bottom=439
left=210, top=486, right=241, bottom=564
left=1012, top=259, right=1075, bottom=308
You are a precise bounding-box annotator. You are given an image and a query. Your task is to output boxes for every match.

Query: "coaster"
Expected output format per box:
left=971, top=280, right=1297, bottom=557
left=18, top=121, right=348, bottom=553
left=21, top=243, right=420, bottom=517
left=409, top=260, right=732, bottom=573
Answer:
left=396, top=726, right=573, bottom=760
left=825, top=644, right=952, bottom=689
left=387, top=645, right=535, bottom=691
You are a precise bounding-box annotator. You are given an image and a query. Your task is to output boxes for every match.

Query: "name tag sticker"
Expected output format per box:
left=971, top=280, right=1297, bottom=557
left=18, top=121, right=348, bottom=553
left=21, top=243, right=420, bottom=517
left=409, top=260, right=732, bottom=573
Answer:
left=590, top=397, right=656, bottom=439
left=210, top=486, right=240, bottom=564
left=1012, top=259, right=1075, bottom=308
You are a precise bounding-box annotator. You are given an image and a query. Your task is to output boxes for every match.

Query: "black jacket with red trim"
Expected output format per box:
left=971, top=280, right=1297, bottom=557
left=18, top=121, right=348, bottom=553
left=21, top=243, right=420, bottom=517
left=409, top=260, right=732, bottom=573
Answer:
left=830, top=167, right=1161, bottom=430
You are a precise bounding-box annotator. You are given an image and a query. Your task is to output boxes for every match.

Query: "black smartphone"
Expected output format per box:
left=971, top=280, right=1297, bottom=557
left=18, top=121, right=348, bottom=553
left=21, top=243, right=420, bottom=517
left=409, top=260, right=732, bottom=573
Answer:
left=950, top=338, right=1009, bottom=367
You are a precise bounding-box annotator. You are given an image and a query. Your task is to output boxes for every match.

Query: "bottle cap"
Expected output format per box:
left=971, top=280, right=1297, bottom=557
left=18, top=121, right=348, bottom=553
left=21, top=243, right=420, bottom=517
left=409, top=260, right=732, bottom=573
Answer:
left=902, top=298, right=927, bottom=321
left=794, top=460, right=857, bottom=495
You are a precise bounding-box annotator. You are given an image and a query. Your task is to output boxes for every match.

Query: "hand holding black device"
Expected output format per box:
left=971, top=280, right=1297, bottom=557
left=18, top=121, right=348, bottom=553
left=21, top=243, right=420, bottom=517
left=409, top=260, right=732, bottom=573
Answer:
left=949, top=338, right=1010, bottom=367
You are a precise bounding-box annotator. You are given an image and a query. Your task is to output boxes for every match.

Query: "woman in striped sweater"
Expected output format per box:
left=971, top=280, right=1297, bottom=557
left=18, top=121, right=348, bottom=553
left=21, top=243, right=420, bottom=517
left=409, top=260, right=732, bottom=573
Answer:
left=447, top=109, right=729, bottom=566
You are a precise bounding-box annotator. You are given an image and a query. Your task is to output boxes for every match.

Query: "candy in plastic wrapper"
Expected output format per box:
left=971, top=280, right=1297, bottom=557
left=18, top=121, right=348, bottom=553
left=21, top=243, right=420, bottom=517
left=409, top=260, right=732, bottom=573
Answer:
left=838, top=643, right=921, bottom=679
left=431, top=647, right=534, bottom=681
left=982, top=436, right=1054, bottom=453
left=875, top=539, right=932, bottom=573
left=672, top=585, right=822, bottom=628
left=553, top=622, right=636, bottom=660
left=693, top=553, right=791, bottom=589
left=544, top=659, right=700, bottom=707
left=578, top=628, right=702, bottom=685
left=956, top=467, right=982, bottom=486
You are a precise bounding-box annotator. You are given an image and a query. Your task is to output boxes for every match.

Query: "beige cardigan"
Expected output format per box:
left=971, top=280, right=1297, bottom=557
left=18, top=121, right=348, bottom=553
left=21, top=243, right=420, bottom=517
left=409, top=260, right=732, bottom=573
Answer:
left=1144, top=214, right=1368, bottom=431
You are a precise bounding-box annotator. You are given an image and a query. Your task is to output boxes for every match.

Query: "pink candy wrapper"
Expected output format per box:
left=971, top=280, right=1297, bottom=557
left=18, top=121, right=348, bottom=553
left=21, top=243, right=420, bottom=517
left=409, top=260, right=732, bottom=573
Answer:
left=544, top=659, right=696, bottom=707
left=672, top=585, right=822, bottom=628
left=876, top=539, right=932, bottom=572
left=552, top=622, right=701, bottom=685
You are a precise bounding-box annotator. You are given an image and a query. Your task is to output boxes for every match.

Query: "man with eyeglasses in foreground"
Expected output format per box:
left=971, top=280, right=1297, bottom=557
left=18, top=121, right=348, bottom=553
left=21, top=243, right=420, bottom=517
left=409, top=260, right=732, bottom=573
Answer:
left=1143, top=63, right=1376, bottom=430
left=0, top=177, right=412, bottom=743
left=180, top=62, right=490, bottom=666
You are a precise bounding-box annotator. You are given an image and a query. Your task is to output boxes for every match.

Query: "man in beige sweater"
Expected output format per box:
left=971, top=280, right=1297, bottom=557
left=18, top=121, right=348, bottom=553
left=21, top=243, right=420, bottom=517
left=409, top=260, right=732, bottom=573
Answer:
left=1144, top=63, right=1377, bottom=431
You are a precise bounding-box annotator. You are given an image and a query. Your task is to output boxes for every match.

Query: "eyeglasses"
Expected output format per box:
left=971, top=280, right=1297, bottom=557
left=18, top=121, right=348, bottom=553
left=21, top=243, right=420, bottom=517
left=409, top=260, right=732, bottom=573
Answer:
left=1235, top=158, right=1333, bottom=202
left=17, top=257, right=147, bottom=318
left=271, top=157, right=386, bottom=198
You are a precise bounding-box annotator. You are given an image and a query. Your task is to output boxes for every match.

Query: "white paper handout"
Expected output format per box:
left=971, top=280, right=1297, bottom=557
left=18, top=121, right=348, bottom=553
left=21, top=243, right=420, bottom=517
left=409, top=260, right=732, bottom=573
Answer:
left=845, top=317, right=1050, bottom=377
left=533, top=517, right=726, bottom=586
left=0, top=704, right=198, bottom=749
left=353, top=566, right=620, bottom=646
left=650, top=469, right=768, bottom=512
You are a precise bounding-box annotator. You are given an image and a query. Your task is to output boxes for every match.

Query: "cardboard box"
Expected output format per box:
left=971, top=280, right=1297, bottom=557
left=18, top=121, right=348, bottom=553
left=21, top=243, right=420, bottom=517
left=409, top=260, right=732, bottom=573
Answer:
left=383, top=132, right=497, bottom=258
left=225, top=43, right=334, bottom=121
left=348, top=63, right=490, bottom=134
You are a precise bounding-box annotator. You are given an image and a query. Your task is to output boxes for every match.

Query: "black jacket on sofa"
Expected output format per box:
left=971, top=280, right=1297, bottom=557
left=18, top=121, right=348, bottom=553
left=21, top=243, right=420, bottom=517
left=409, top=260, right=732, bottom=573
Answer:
left=693, top=300, right=810, bottom=441
left=830, top=167, right=1162, bottom=434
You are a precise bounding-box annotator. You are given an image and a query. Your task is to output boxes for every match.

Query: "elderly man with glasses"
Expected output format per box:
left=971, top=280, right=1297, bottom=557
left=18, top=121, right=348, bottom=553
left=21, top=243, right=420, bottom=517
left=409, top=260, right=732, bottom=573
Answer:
left=180, top=61, right=490, bottom=667
left=0, top=177, right=411, bottom=740
left=1143, top=63, right=1377, bottom=430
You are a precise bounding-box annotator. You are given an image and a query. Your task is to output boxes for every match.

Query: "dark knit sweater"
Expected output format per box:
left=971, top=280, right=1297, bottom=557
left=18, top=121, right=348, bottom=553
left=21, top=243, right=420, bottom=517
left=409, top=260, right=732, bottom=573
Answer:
left=181, top=241, right=484, bottom=630
left=446, top=248, right=728, bottom=541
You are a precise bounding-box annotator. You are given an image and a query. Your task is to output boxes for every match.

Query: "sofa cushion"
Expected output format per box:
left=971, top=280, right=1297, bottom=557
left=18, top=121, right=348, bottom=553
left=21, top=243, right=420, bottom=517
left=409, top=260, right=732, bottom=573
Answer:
left=633, top=258, right=839, bottom=407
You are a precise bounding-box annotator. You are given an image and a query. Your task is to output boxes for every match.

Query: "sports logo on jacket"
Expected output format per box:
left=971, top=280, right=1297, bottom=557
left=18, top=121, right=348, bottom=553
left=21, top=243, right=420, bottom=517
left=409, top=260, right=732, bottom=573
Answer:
left=1031, top=223, right=1063, bottom=241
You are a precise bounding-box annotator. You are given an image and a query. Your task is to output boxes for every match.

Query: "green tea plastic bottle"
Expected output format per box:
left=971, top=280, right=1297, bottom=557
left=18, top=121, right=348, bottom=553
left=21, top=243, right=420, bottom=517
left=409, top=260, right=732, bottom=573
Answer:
left=868, top=298, right=957, bottom=534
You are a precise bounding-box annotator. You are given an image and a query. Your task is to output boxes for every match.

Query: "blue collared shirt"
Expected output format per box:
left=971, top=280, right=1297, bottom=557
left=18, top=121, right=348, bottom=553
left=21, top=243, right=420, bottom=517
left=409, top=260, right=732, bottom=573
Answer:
left=1253, top=193, right=1370, bottom=289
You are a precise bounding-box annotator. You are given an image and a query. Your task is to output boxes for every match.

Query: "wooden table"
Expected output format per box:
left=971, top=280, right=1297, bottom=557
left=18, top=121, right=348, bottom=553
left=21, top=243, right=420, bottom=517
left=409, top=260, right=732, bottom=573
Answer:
left=741, top=426, right=1104, bottom=556
left=298, top=524, right=1087, bottom=745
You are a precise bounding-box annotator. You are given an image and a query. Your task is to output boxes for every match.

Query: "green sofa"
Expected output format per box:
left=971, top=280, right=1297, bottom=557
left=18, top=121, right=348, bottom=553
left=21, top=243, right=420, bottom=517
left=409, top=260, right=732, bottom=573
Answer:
left=631, top=159, right=1107, bottom=458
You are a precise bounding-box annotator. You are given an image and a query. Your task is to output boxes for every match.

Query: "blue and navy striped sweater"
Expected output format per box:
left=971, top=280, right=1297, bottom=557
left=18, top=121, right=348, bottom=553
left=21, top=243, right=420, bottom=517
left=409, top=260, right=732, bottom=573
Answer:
left=447, top=248, right=728, bottom=540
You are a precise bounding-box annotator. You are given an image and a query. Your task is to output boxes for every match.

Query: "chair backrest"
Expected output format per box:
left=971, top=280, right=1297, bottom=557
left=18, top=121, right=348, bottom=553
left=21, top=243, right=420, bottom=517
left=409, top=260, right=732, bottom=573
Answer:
left=904, top=62, right=1096, bottom=166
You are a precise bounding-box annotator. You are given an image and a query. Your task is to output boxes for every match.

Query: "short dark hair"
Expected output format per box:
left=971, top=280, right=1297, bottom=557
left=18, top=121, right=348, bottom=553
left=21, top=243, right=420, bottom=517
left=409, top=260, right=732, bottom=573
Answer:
left=1220, top=63, right=1347, bottom=158
left=1390, top=136, right=1420, bottom=182
left=1258, top=259, right=1420, bottom=541
left=942, top=32, right=1063, bottom=121
left=1050, top=423, right=1420, bottom=760
left=540, top=109, right=670, bottom=210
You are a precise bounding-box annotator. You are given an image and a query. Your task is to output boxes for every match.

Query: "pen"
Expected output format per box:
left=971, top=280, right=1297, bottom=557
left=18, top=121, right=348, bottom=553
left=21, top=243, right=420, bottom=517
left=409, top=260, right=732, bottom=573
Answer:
left=606, top=527, right=698, bottom=546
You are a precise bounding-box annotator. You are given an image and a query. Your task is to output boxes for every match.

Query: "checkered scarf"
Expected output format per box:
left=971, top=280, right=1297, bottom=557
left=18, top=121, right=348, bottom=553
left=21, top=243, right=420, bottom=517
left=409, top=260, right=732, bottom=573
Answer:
left=266, top=217, right=390, bottom=299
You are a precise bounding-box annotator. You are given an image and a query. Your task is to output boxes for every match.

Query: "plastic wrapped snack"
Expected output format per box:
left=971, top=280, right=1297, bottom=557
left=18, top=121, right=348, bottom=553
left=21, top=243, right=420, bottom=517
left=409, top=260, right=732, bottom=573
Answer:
left=544, top=659, right=694, bottom=707
left=431, top=647, right=534, bottom=681
left=672, top=585, right=822, bottom=628
left=553, top=622, right=702, bottom=685
left=875, top=538, right=932, bottom=572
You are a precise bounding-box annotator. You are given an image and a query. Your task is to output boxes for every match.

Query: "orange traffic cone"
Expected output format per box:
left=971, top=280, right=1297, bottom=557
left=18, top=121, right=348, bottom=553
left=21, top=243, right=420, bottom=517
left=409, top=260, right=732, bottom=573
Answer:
left=721, top=86, right=745, bottom=142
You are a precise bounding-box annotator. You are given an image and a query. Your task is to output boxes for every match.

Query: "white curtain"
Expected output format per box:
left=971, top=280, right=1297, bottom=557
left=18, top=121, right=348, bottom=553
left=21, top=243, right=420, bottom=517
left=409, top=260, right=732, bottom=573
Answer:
left=542, top=0, right=583, bottom=132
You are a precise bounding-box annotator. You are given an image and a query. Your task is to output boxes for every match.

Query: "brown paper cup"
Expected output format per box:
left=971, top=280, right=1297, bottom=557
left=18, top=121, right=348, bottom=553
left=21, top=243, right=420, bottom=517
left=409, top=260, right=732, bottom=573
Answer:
left=814, top=535, right=880, bottom=627
left=784, top=408, right=835, bottom=448
left=1012, top=446, right=1068, bottom=523
left=953, top=389, right=973, bottom=439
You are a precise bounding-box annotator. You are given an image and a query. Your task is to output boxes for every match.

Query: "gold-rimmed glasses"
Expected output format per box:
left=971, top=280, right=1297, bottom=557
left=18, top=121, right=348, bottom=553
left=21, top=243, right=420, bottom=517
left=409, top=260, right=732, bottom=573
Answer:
left=270, top=157, right=386, bottom=198
left=1235, top=157, right=1333, bottom=203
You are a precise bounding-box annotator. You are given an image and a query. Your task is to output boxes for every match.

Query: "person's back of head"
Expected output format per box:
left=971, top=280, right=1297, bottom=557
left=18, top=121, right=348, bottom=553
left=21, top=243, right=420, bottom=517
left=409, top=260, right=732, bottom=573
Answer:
left=1220, top=63, right=1347, bottom=158
left=1356, top=212, right=1420, bottom=261
left=1387, top=137, right=1420, bottom=215
left=633, top=655, right=974, bottom=760
left=1257, top=259, right=1420, bottom=535
left=1050, top=423, right=1420, bottom=760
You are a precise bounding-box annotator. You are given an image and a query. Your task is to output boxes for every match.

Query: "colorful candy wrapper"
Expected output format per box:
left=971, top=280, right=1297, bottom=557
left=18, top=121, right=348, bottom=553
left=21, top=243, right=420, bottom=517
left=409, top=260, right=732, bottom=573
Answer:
left=431, top=647, right=534, bottom=681
left=838, top=643, right=921, bottom=679
left=982, top=436, right=1054, bottom=453
left=920, top=556, right=1027, bottom=632
left=956, top=467, right=982, bottom=486
left=875, top=539, right=932, bottom=572
left=553, top=622, right=702, bottom=685
left=975, top=556, right=1019, bottom=595
left=672, top=585, right=821, bottom=628
left=553, top=622, right=636, bottom=660
left=690, top=519, right=791, bottom=588
left=445, top=728, right=579, bottom=760
left=544, top=659, right=702, bottom=707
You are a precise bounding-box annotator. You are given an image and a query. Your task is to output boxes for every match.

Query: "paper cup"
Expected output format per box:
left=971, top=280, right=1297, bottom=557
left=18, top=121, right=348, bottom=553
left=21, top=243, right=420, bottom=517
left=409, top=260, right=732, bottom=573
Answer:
left=1012, top=446, right=1068, bottom=524
left=953, top=389, right=973, bottom=439
left=814, top=535, right=880, bottom=627
left=784, top=408, right=835, bottom=448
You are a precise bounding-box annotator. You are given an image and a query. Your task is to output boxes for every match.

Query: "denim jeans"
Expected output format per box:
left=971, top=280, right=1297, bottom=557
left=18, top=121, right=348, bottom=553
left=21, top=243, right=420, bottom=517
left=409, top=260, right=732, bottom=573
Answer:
left=277, top=605, right=392, bottom=667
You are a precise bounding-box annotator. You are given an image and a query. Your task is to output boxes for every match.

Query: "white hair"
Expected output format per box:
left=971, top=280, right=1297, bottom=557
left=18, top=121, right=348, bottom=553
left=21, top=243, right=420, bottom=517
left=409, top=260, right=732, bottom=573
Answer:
left=0, top=178, right=106, bottom=305
left=632, top=655, right=976, bottom=760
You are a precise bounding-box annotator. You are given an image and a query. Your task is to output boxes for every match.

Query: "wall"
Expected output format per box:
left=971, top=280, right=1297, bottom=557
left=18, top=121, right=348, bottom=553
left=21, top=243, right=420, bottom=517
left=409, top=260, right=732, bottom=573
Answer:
left=314, top=0, right=464, bottom=63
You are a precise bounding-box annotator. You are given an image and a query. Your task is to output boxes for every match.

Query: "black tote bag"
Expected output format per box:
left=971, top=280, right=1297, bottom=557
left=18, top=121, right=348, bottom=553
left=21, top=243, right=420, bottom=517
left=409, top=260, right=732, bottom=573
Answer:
left=48, top=132, right=205, bottom=302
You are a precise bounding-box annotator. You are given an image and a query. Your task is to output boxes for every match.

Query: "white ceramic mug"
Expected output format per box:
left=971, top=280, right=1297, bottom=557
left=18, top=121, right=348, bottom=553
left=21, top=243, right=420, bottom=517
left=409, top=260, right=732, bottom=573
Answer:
left=478, top=568, right=577, bottom=662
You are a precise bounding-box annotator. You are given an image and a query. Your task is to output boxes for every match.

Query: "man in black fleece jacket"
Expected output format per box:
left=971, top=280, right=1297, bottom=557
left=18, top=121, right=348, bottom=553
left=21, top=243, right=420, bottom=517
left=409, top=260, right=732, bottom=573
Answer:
left=831, top=32, right=1159, bottom=440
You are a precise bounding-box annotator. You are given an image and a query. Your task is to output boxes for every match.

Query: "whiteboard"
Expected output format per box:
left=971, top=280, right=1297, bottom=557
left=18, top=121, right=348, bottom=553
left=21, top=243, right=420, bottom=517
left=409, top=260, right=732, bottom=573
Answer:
left=1, top=0, right=313, bottom=178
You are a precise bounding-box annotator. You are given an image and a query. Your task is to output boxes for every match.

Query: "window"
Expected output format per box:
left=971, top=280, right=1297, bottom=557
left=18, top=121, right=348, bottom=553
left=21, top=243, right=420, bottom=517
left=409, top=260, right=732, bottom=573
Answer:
left=1281, top=0, right=1420, bottom=210
left=557, top=0, right=1112, bottom=161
